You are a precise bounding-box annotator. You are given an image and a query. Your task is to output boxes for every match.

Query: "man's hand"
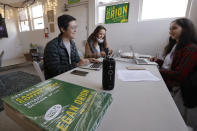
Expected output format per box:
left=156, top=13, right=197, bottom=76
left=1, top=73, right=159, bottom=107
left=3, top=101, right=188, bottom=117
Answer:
left=77, top=58, right=90, bottom=66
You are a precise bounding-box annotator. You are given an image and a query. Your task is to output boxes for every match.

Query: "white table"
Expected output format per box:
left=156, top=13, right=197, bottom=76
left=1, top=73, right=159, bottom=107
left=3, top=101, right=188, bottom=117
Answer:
left=55, top=60, right=188, bottom=131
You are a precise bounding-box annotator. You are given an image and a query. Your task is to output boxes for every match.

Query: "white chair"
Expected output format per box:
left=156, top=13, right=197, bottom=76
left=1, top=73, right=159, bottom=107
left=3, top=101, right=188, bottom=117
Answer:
left=33, top=61, right=45, bottom=81
left=0, top=50, right=4, bottom=67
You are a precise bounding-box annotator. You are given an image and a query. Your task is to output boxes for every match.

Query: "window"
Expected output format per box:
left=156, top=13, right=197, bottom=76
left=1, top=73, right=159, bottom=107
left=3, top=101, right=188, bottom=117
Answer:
left=18, top=9, right=30, bottom=32
left=98, top=0, right=121, bottom=5
left=29, top=4, right=44, bottom=30
left=140, top=0, right=189, bottom=21
left=97, top=0, right=128, bottom=24
left=98, top=6, right=106, bottom=24
left=18, top=4, right=44, bottom=32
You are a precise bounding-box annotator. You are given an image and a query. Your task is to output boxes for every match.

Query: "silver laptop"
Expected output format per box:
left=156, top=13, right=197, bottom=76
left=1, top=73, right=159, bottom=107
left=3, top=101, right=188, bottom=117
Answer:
left=79, top=62, right=102, bottom=71
left=130, top=46, right=150, bottom=65
left=79, top=58, right=103, bottom=71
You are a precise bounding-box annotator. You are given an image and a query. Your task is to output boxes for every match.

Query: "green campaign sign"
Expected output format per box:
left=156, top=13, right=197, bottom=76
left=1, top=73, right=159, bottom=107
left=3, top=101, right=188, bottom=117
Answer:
left=3, top=79, right=112, bottom=131
left=105, top=3, right=129, bottom=24
left=68, top=0, right=80, bottom=5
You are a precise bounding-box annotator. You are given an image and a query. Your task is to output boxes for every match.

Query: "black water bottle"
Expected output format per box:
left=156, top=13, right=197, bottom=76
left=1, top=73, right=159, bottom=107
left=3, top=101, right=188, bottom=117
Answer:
left=102, top=57, right=116, bottom=90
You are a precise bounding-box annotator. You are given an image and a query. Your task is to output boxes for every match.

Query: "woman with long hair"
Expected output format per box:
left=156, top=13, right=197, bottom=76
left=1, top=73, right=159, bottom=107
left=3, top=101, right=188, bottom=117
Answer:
left=151, top=18, right=197, bottom=129
left=151, top=18, right=197, bottom=89
left=85, top=25, right=112, bottom=58
left=151, top=18, right=197, bottom=130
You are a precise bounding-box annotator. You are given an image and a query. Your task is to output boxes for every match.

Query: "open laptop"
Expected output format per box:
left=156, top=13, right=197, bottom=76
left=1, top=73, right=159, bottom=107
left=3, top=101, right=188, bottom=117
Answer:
left=79, top=58, right=103, bottom=71
left=130, top=46, right=156, bottom=65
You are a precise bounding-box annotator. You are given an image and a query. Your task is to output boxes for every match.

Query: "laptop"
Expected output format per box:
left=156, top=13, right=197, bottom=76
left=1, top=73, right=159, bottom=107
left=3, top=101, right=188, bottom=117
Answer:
left=79, top=58, right=103, bottom=71
left=130, top=46, right=156, bottom=65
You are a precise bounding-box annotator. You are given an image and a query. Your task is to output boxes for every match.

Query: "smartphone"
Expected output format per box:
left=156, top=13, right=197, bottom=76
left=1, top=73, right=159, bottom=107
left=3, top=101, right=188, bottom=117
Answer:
left=70, top=70, right=89, bottom=76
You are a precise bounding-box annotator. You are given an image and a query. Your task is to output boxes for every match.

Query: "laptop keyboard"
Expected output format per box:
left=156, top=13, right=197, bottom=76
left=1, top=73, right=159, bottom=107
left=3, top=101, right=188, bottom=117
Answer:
left=90, top=62, right=102, bottom=68
left=136, top=59, right=148, bottom=64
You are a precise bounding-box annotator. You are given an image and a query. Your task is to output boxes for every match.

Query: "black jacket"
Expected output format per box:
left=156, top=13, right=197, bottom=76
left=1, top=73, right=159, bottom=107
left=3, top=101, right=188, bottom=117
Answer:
left=44, top=37, right=80, bottom=79
left=181, top=68, right=197, bottom=108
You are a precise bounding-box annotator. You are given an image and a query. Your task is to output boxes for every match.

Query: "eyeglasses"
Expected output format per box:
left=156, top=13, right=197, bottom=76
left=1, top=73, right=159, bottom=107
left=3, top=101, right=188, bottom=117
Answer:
left=69, top=25, right=78, bottom=30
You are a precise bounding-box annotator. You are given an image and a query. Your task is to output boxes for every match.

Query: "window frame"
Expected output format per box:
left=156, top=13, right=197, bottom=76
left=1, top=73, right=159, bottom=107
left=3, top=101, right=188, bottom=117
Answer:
left=138, top=0, right=193, bottom=22
left=18, top=8, right=30, bottom=32
left=29, top=3, right=45, bottom=30
left=17, top=3, right=45, bottom=32
left=96, top=0, right=130, bottom=24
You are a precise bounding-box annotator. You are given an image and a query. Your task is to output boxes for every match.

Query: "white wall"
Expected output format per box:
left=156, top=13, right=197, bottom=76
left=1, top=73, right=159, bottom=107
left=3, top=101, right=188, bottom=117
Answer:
left=189, top=0, right=197, bottom=33
left=19, top=0, right=88, bottom=53
left=18, top=0, right=197, bottom=56
left=89, top=0, right=197, bottom=56
left=18, top=30, right=50, bottom=53
left=0, top=9, right=23, bottom=60
left=18, top=3, right=59, bottom=53
left=89, top=0, right=174, bottom=56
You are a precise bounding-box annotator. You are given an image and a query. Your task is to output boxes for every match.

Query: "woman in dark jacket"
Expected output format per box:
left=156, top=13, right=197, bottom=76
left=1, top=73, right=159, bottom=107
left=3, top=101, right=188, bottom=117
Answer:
left=151, top=18, right=197, bottom=129
left=150, top=18, right=197, bottom=90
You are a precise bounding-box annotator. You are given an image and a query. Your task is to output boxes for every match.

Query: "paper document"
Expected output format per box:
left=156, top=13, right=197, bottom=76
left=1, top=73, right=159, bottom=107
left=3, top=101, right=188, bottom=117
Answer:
left=117, top=70, right=160, bottom=81
left=138, top=54, right=152, bottom=59
left=114, top=57, right=131, bottom=63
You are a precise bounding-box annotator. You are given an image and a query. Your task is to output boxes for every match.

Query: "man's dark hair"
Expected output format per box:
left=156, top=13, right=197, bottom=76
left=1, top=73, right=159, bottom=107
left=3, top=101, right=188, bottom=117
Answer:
left=58, top=15, right=76, bottom=36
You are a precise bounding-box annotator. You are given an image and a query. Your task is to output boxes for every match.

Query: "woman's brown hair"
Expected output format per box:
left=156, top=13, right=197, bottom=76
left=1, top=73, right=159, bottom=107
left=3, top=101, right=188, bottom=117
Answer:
left=87, top=25, right=108, bottom=48
left=163, top=18, right=197, bottom=57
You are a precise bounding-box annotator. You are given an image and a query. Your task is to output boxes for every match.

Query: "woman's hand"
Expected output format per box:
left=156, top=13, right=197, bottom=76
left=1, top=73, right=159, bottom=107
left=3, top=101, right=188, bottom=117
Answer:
left=100, top=51, right=106, bottom=57
left=108, top=49, right=113, bottom=55
left=92, top=53, right=100, bottom=58
left=77, top=58, right=90, bottom=66
left=88, top=58, right=100, bottom=63
left=149, top=57, right=158, bottom=62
